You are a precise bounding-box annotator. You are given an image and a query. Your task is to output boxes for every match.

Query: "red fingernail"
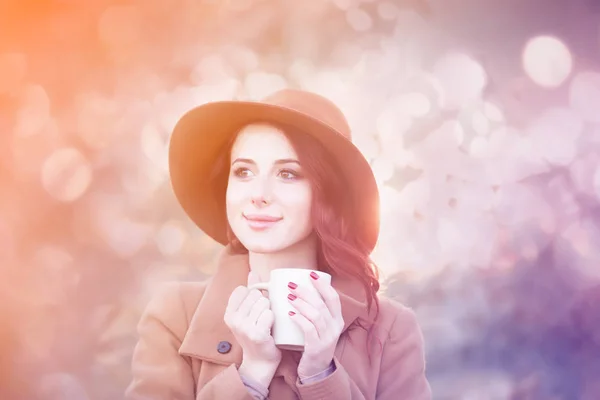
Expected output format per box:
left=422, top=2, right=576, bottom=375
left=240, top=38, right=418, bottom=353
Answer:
left=310, top=271, right=319, bottom=280
left=288, top=281, right=297, bottom=290
left=289, top=311, right=295, bottom=316
left=288, top=293, right=297, bottom=301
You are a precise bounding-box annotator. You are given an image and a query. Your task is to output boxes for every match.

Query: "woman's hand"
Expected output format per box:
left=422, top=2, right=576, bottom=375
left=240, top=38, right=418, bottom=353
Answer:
left=224, top=272, right=282, bottom=385
left=287, top=271, right=344, bottom=380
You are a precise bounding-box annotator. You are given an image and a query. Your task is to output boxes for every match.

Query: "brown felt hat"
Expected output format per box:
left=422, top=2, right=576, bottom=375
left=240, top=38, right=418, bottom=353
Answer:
left=168, top=89, right=381, bottom=252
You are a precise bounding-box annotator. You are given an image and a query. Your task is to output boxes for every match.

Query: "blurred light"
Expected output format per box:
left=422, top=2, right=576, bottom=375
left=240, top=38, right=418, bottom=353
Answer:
left=14, top=84, right=51, bottom=137
left=154, top=82, right=239, bottom=135
left=116, top=69, right=165, bottom=98
left=401, top=73, right=445, bottom=113
left=377, top=2, right=400, bottom=20
left=300, top=69, right=354, bottom=113
left=39, top=373, right=90, bottom=400
left=397, top=92, right=431, bottom=117
left=244, top=72, right=287, bottom=100
left=458, top=100, right=504, bottom=143
left=522, top=35, right=572, bottom=88
left=469, top=126, right=514, bottom=160
left=354, top=133, right=380, bottom=162
left=222, top=45, right=259, bottom=73
left=432, top=52, right=487, bottom=109
left=452, top=121, right=465, bottom=146
left=570, top=152, right=599, bottom=197
left=41, top=147, right=93, bottom=203
left=378, top=184, right=403, bottom=217
left=330, top=41, right=363, bottom=65
left=346, top=8, right=373, bottom=32
left=31, top=246, right=79, bottom=305
left=436, top=218, right=465, bottom=255
left=376, top=108, right=411, bottom=152
left=0, top=53, right=27, bottom=94
left=520, top=240, right=539, bottom=261
left=332, top=0, right=357, bottom=11
left=569, top=71, right=600, bottom=123
left=460, top=372, right=514, bottom=400
left=418, top=120, right=466, bottom=157
left=0, top=218, right=15, bottom=264
left=282, top=23, right=321, bottom=61
left=155, top=220, right=187, bottom=256
left=397, top=177, right=431, bottom=216
left=140, top=122, right=168, bottom=171
left=471, top=110, right=490, bottom=136
left=190, top=54, right=236, bottom=84
left=288, top=58, right=315, bottom=83
left=469, top=136, right=490, bottom=158
left=95, top=305, right=138, bottom=351
left=528, top=108, right=583, bottom=166
left=21, top=312, right=57, bottom=362
left=76, top=92, right=120, bottom=150
left=592, top=164, right=600, bottom=201
left=560, top=220, right=596, bottom=260
left=556, top=220, right=600, bottom=284
left=98, top=5, right=142, bottom=53
left=120, top=162, right=167, bottom=208
left=483, top=101, right=504, bottom=122
left=493, top=183, right=548, bottom=226
left=371, top=156, right=395, bottom=184
left=223, top=0, right=254, bottom=12
left=95, top=207, right=152, bottom=258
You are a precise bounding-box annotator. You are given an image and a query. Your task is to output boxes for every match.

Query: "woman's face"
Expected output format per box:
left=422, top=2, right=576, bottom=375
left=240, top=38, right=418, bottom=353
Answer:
left=226, top=123, right=314, bottom=253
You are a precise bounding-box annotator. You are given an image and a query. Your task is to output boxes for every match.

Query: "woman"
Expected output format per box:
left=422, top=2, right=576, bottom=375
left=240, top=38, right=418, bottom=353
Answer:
left=126, top=89, right=432, bottom=399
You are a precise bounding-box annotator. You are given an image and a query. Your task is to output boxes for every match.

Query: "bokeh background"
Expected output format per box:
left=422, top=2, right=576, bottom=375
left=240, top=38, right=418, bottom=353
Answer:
left=2, top=0, right=600, bottom=399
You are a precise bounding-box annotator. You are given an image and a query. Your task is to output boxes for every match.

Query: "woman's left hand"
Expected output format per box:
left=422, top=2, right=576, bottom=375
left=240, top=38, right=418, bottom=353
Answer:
left=287, top=271, right=344, bottom=379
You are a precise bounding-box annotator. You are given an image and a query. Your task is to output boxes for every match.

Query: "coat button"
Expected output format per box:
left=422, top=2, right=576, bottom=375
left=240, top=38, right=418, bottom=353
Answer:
left=217, top=341, right=232, bottom=354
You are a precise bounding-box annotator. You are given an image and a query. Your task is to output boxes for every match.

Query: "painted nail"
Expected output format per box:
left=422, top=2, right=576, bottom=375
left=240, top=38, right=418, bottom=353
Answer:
left=289, top=311, right=295, bottom=316
left=288, top=281, right=297, bottom=290
left=310, top=271, right=319, bottom=280
left=288, top=293, right=297, bottom=301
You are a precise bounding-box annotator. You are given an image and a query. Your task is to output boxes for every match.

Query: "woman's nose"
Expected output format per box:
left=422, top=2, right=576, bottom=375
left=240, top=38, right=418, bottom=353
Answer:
left=251, top=195, right=268, bottom=207
left=250, top=178, right=272, bottom=207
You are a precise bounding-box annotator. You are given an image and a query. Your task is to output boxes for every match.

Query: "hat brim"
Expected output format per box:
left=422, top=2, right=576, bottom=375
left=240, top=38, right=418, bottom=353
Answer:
left=168, top=100, right=380, bottom=252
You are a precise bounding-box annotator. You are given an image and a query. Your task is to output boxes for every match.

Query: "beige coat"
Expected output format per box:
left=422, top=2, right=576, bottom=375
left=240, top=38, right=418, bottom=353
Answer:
left=126, top=247, right=432, bottom=399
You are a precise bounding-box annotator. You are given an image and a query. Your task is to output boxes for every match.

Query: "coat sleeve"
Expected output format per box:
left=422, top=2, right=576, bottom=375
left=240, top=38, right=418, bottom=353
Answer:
left=125, top=283, right=255, bottom=400
left=375, top=306, right=432, bottom=399
left=295, top=305, right=432, bottom=400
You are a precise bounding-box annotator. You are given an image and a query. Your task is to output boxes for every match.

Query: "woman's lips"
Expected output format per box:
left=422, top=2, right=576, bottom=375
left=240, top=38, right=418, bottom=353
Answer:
left=243, top=214, right=282, bottom=230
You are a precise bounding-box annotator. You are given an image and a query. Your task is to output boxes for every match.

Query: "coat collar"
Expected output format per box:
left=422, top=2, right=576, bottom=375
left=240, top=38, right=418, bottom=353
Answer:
left=179, top=246, right=370, bottom=376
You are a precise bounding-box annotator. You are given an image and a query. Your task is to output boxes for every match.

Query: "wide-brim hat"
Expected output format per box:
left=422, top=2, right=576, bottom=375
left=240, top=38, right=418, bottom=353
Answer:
left=168, top=89, right=381, bottom=253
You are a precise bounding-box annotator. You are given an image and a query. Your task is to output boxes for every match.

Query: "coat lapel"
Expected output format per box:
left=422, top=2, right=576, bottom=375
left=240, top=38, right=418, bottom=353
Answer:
left=179, top=247, right=249, bottom=365
left=179, top=246, right=371, bottom=372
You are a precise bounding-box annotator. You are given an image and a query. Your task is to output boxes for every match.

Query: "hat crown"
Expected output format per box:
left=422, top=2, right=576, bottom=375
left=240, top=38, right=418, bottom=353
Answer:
left=262, top=89, right=352, bottom=140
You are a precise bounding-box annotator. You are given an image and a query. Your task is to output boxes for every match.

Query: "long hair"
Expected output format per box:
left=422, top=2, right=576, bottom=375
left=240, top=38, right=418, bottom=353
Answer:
left=209, top=122, right=382, bottom=358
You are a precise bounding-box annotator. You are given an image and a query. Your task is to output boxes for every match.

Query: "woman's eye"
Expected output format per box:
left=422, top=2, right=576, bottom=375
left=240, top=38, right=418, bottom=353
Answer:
left=279, top=169, right=300, bottom=180
left=233, top=167, right=252, bottom=178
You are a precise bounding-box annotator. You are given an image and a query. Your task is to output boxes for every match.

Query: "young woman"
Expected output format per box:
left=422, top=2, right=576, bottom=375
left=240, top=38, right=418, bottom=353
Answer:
left=126, top=89, right=432, bottom=399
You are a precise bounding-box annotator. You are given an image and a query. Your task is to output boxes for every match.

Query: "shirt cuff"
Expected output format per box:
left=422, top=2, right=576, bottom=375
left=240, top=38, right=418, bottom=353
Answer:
left=298, top=360, right=336, bottom=385
left=239, top=375, right=269, bottom=400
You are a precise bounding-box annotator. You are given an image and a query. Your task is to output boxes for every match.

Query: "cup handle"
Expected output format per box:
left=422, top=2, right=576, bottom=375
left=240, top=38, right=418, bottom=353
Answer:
left=248, top=282, right=269, bottom=291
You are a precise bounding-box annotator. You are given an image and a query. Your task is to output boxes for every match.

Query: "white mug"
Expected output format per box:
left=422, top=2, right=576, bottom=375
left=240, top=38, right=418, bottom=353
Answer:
left=248, top=268, right=332, bottom=351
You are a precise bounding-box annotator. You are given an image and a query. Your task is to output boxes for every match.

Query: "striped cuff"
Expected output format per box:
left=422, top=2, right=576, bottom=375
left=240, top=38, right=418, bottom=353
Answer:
left=298, top=360, right=336, bottom=385
left=240, top=375, right=269, bottom=400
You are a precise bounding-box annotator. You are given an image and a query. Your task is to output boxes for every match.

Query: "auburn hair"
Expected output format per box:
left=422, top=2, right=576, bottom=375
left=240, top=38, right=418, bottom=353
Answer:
left=209, top=122, right=382, bottom=360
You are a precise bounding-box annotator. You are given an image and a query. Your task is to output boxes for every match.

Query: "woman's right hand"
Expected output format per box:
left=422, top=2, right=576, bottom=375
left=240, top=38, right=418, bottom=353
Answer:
left=224, top=272, right=282, bottom=384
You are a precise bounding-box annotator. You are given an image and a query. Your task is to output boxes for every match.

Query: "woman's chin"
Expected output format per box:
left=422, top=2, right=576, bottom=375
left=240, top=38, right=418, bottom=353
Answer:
left=241, top=240, right=282, bottom=254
